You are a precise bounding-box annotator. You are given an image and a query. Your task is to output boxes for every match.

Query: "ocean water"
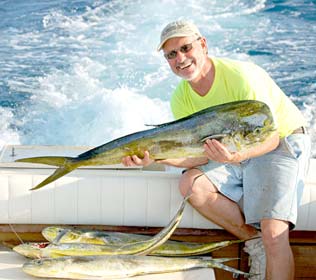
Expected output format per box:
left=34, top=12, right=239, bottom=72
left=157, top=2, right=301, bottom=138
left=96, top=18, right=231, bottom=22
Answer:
left=0, top=0, right=315, bottom=156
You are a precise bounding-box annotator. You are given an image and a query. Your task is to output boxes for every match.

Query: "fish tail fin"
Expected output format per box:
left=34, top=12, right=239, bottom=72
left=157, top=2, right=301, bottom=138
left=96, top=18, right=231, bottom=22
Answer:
left=30, top=165, right=77, bottom=190
left=203, top=257, right=251, bottom=277
left=15, top=156, right=73, bottom=167
left=15, top=156, right=79, bottom=190
left=136, top=195, right=188, bottom=256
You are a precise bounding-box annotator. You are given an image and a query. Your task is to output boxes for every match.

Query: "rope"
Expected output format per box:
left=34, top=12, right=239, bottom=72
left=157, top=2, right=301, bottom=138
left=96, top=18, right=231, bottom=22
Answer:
left=9, top=224, right=24, bottom=245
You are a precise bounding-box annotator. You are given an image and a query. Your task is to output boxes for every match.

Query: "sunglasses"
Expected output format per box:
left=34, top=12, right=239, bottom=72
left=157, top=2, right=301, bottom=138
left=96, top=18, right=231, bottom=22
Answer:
left=164, top=37, right=201, bottom=60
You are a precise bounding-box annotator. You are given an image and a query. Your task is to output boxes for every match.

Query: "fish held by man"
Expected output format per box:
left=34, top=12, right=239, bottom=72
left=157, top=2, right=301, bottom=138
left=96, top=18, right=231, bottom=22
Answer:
left=16, top=100, right=276, bottom=190
left=22, top=254, right=252, bottom=279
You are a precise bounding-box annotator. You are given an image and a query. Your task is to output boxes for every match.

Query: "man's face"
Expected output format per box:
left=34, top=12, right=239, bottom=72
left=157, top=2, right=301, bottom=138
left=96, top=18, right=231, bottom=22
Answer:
left=162, top=36, right=207, bottom=81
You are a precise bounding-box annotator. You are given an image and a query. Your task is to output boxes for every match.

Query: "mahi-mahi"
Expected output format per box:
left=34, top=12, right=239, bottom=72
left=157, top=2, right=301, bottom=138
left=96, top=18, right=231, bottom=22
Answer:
left=22, top=254, right=251, bottom=279
left=16, top=100, right=275, bottom=190
left=14, top=195, right=188, bottom=258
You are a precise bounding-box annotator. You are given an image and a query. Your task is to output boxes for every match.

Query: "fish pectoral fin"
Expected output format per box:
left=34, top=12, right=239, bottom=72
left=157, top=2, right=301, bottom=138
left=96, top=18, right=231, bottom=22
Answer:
left=82, top=232, right=93, bottom=237
left=200, top=134, right=228, bottom=143
left=144, top=123, right=166, bottom=128
left=52, top=228, right=71, bottom=244
left=67, top=272, right=100, bottom=279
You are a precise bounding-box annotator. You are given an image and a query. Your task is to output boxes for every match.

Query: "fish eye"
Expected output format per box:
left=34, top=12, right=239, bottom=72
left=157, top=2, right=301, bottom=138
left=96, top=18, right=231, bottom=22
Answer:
left=253, top=127, right=261, bottom=134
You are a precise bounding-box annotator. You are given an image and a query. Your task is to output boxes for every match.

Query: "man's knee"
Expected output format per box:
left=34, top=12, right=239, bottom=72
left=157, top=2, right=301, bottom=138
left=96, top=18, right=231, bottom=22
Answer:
left=178, top=168, right=202, bottom=196
left=178, top=168, right=219, bottom=206
left=260, top=219, right=290, bottom=251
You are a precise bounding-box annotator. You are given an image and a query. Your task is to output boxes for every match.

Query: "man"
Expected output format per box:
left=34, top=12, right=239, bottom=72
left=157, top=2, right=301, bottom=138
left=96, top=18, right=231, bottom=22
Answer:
left=122, top=20, right=311, bottom=280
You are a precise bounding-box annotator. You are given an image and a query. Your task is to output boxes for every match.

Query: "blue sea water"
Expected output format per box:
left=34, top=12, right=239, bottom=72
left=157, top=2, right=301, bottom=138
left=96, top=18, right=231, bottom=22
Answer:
left=0, top=0, right=315, bottom=155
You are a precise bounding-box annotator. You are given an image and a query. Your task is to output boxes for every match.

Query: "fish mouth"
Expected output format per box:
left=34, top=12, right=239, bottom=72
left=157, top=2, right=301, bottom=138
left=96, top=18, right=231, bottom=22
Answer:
left=22, top=259, right=45, bottom=276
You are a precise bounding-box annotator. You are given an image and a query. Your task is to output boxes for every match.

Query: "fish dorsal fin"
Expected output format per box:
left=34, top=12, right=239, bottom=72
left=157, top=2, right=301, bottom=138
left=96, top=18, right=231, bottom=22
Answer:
left=200, top=134, right=228, bottom=143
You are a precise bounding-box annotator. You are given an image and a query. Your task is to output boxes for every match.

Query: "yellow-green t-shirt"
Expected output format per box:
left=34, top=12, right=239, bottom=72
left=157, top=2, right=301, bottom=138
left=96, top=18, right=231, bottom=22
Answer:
left=170, top=57, right=306, bottom=138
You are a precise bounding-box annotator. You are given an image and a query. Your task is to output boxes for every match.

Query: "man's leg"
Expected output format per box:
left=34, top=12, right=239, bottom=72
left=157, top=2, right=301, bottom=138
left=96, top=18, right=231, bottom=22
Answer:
left=261, top=219, right=294, bottom=280
left=179, top=168, right=259, bottom=240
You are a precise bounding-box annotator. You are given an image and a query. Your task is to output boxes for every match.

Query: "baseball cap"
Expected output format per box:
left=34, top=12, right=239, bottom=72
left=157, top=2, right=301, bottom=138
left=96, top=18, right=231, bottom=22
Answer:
left=157, top=20, right=202, bottom=51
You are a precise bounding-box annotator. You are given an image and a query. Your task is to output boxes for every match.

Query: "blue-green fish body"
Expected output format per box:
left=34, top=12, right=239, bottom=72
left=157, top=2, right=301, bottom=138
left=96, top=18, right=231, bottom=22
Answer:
left=39, top=226, right=241, bottom=257
left=22, top=254, right=252, bottom=279
left=16, top=100, right=275, bottom=190
left=14, top=196, right=188, bottom=258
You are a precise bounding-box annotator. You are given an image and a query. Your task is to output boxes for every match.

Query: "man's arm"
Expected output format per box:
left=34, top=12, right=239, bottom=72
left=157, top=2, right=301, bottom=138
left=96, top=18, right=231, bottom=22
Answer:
left=122, top=151, right=208, bottom=169
left=156, top=157, right=209, bottom=168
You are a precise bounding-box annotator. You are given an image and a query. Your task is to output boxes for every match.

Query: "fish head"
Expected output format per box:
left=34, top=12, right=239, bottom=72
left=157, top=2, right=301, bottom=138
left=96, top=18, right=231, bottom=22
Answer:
left=13, top=242, right=48, bottom=258
left=42, top=226, right=64, bottom=241
left=22, top=258, right=65, bottom=277
left=221, top=103, right=276, bottom=151
left=42, top=226, right=79, bottom=243
left=23, top=256, right=98, bottom=278
left=237, top=112, right=276, bottom=149
left=198, top=100, right=276, bottom=152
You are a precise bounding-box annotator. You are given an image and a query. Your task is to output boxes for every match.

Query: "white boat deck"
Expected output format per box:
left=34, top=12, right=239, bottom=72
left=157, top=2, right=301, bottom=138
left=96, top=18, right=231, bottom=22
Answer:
left=0, top=144, right=315, bottom=280
left=0, top=145, right=219, bottom=229
left=0, top=145, right=315, bottom=230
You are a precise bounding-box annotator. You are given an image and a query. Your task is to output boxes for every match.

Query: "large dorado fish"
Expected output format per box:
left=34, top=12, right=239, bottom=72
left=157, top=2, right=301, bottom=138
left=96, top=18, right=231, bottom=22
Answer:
left=38, top=226, right=241, bottom=257
left=14, top=196, right=188, bottom=258
left=13, top=238, right=241, bottom=259
left=16, top=100, right=275, bottom=190
left=22, top=255, right=251, bottom=279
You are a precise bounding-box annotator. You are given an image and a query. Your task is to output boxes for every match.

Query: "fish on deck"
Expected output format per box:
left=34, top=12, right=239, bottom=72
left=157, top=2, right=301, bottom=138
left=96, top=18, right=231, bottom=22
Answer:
left=14, top=196, right=189, bottom=258
left=13, top=238, right=241, bottom=259
left=22, top=254, right=252, bottom=279
left=39, top=225, right=241, bottom=257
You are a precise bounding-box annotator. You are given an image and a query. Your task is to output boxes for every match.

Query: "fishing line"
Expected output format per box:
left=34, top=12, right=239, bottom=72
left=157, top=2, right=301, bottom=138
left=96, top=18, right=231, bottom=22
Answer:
left=9, top=223, right=25, bottom=245
left=184, top=170, right=204, bottom=198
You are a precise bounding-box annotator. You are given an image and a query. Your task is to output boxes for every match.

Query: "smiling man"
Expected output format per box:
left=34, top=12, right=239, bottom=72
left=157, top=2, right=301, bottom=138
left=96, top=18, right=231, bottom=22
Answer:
left=122, top=20, right=311, bottom=280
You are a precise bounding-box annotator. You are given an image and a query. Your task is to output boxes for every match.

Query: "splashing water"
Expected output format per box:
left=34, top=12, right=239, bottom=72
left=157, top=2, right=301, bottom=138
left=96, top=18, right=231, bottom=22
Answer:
left=0, top=0, right=315, bottom=155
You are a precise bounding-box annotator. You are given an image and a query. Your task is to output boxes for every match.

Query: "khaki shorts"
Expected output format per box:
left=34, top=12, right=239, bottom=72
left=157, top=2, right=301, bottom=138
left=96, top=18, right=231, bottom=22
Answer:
left=198, top=134, right=311, bottom=229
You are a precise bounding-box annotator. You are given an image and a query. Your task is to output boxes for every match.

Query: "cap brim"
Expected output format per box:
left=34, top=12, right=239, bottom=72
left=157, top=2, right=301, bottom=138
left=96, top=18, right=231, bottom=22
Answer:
left=157, top=32, right=198, bottom=51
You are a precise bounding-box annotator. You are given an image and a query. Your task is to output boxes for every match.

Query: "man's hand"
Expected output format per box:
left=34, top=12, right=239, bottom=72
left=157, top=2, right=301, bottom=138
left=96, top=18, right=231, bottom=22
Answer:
left=204, top=131, right=280, bottom=164
left=121, top=151, right=154, bottom=167
left=203, top=139, right=242, bottom=164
